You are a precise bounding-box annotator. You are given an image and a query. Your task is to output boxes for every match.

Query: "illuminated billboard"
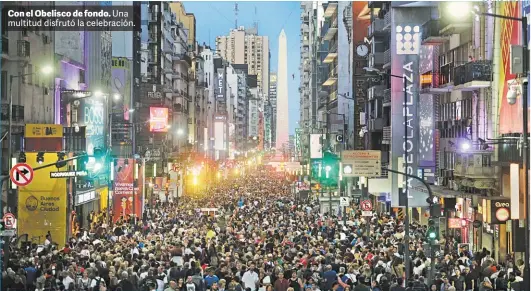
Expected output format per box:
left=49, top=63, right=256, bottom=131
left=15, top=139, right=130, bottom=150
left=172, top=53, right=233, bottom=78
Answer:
left=149, top=107, right=169, bottom=132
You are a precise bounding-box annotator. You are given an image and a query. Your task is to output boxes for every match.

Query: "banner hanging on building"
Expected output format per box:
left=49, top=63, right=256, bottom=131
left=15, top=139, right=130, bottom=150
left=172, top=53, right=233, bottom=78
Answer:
left=18, top=152, right=67, bottom=246
left=390, top=7, right=431, bottom=207
left=112, top=158, right=144, bottom=222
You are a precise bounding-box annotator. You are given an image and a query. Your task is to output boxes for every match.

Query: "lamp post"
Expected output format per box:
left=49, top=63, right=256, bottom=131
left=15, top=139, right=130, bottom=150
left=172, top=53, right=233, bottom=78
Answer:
left=364, top=66, right=411, bottom=281
left=7, top=65, right=54, bottom=212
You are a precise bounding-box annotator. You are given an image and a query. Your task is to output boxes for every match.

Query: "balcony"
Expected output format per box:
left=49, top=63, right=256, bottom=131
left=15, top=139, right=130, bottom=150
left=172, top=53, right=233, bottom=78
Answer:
left=368, top=1, right=384, bottom=8
left=148, top=12, right=158, bottom=22
left=421, top=20, right=447, bottom=45
left=368, top=52, right=385, bottom=67
left=303, top=16, right=309, bottom=23
left=369, top=118, right=384, bottom=131
left=454, top=152, right=496, bottom=180
left=383, top=49, right=391, bottom=69
left=368, top=19, right=385, bottom=37
left=323, top=18, right=338, bottom=41
left=1, top=104, right=24, bottom=123
left=368, top=85, right=386, bottom=100
left=382, top=126, right=391, bottom=144
left=322, top=66, right=338, bottom=86
left=453, top=60, right=492, bottom=90
left=174, top=54, right=191, bottom=66
left=323, top=44, right=338, bottom=64
left=439, top=63, right=454, bottom=88
left=324, top=2, right=338, bottom=18
left=497, top=135, right=523, bottom=164
left=383, top=89, right=391, bottom=106
left=383, top=11, right=391, bottom=30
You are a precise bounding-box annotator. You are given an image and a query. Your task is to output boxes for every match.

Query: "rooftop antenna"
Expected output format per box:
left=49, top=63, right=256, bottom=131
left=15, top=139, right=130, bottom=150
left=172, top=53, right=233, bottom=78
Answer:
left=234, top=2, right=239, bottom=29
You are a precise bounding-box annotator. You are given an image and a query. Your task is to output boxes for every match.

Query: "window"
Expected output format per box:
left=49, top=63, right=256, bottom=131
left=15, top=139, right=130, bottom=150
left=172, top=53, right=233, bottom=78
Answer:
left=1, top=71, right=6, bottom=100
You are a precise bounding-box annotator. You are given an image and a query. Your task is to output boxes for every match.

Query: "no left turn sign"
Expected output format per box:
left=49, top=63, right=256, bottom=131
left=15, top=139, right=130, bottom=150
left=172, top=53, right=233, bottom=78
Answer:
left=10, top=163, right=34, bottom=187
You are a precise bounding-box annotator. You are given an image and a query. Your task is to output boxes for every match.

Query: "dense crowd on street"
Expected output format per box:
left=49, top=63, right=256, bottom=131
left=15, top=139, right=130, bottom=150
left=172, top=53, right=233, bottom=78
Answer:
left=1, top=166, right=527, bottom=291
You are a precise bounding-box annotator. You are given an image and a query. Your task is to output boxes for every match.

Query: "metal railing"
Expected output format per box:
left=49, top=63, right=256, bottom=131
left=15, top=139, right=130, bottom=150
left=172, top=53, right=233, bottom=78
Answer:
left=384, top=49, right=391, bottom=65
left=421, top=20, right=441, bottom=43
left=453, top=60, right=492, bottom=86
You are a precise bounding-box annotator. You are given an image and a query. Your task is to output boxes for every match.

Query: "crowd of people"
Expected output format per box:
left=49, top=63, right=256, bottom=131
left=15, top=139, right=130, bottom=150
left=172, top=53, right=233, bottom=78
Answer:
left=1, top=167, right=526, bottom=291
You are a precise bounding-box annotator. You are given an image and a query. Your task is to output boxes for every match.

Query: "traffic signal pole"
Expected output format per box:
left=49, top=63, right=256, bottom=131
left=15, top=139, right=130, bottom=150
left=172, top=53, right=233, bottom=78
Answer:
left=383, top=166, right=435, bottom=284
left=0, top=154, right=88, bottom=273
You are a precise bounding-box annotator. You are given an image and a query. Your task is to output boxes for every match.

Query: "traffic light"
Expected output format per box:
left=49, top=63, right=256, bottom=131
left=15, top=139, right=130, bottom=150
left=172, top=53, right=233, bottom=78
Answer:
left=342, top=164, right=353, bottom=175
left=75, top=153, right=89, bottom=171
left=18, top=152, right=27, bottom=163
left=36, top=152, right=45, bottom=164
left=426, top=196, right=442, bottom=218
left=56, top=152, right=67, bottom=168
left=321, top=150, right=339, bottom=186
left=427, top=218, right=438, bottom=241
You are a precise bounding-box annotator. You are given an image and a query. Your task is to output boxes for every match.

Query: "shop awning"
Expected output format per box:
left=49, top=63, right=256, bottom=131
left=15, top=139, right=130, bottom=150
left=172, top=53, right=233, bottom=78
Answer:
left=431, top=185, right=463, bottom=198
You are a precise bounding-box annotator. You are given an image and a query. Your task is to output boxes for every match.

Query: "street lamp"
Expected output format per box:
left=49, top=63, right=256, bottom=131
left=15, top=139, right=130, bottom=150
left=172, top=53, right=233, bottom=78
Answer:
left=460, top=6, right=530, bottom=289
left=7, top=64, right=54, bottom=202
left=363, top=66, right=412, bottom=281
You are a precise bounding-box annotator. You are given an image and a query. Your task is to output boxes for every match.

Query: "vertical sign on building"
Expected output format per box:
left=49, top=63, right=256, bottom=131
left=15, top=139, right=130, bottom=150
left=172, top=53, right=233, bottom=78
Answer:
left=352, top=2, right=371, bottom=150
left=390, top=7, right=431, bottom=207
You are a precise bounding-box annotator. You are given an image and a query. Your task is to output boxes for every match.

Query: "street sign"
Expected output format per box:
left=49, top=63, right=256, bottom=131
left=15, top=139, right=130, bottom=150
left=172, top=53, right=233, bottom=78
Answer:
left=0, top=229, right=16, bottom=237
left=341, top=150, right=381, bottom=177
left=2, top=213, right=16, bottom=229
left=360, top=199, right=373, bottom=211
left=340, top=197, right=350, bottom=207
left=362, top=211, right=373, bottom=217
left=10, top=163, right=34, bottom=187
left=50, top=170, right=89, bottom=178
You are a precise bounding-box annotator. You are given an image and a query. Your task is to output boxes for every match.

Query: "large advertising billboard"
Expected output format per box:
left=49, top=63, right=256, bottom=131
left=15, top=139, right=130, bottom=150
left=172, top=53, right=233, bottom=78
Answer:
left=149, top=107, right=169, bottom=132
left=310, top=134, right=324, bottom=159
left=390, top=8, right=431, bottom=207
left=112, top=158, right=144, bottom=222
left=111, top=57, right=132, bottom=121
left=352, top=2, right=371, bottom=150
left=216, top=68, right=226, bottom=101
left=79, top=98, right=105, bottom=154
left=497, top=1, right=531, bottom=134
left=18, top=153, right=67, bottom=247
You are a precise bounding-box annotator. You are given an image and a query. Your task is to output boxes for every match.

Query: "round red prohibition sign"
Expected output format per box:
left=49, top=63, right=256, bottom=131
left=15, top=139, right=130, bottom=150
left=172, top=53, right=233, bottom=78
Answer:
left=9, top=163, right=34, bottom=187
left=360, top=200, right=373, bottom=211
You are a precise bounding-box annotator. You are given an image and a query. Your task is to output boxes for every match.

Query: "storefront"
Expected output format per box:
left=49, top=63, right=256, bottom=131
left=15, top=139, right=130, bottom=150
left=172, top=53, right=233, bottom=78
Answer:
left=74, top=187, right=102, bottom=228
left=477, top=197, right=511, bottom=262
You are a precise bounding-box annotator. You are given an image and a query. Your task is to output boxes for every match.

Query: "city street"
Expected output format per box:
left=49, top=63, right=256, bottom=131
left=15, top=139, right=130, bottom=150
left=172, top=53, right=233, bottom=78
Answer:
left=1, top=1, right=530, bottom=291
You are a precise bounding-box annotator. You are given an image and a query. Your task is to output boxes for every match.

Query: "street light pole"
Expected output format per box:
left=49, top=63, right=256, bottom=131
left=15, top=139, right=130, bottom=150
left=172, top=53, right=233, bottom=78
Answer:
left=364, top=66, right=411, bottom=281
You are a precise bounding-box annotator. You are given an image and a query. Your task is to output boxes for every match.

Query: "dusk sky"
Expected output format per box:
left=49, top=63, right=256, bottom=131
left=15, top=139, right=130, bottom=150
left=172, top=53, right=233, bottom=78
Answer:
left=183, top=1, right=302, bottom=135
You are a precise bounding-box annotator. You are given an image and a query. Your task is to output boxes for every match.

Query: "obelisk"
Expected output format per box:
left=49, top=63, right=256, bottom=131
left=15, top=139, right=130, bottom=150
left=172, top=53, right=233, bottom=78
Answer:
left=276, top=29, right=289, bottom=153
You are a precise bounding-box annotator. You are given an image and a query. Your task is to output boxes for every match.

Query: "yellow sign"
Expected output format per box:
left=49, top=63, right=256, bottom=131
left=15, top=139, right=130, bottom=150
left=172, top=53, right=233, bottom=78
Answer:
left=18, top=152, right=67, bottom=246
left=98, top=187, right=109, bottom=211
left=25, top=124, right=63, bottom=138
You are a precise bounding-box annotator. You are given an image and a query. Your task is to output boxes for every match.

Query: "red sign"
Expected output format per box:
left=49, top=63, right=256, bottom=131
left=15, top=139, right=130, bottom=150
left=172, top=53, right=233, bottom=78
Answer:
left=112, top=158, right=144, bottom=222
left=3, top=213, right=16, bottom=229
left=149, top=107, right=169, bottom=132
left=9, top=163, right=34, bottom=187
left=448, top=218, right=462, bottom=229
left=360, top=200, right=373, bottom=211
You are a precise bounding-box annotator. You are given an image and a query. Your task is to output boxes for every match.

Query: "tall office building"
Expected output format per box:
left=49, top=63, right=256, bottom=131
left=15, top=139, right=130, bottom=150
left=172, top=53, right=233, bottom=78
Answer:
left=269, top=73, right=278, bottom=148
left=276, top=30, right=289, bottom=151
left=215, top=26, right=269, bottom=99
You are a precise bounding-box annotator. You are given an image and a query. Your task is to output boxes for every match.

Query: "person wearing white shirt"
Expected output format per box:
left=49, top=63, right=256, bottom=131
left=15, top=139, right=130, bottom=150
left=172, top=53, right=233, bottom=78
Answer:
left=241, top=263, right=259, bottom=291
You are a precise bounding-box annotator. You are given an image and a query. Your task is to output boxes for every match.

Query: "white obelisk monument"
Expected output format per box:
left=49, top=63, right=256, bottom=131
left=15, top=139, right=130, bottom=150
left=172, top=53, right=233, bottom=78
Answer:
left=276, top=29, right=289, bottom=153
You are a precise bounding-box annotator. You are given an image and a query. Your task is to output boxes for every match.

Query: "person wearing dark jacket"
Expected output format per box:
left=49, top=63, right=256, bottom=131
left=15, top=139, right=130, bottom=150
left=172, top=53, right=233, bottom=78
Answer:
left=389, top=278, right=406, bottom=291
